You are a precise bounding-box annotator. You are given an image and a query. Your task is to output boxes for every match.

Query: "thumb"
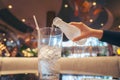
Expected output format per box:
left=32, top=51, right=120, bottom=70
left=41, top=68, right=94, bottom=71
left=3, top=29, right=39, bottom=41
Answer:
left=72, top=34, right=86, bottom=41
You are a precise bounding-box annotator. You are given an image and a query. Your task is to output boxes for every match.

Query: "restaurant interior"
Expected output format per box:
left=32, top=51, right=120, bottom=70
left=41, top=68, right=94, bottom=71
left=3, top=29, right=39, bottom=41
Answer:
left=0, top=0, right=120, bottom=80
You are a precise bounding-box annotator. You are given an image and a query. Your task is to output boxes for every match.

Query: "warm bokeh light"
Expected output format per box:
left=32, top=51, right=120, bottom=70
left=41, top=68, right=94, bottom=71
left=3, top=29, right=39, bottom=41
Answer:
left=8, top=5, right=13, bottom=9
left=10, top=40, right=14, bottom=43
left=118, top=25, right=120, bottom=28
left=89, top=19, right=93, bottom=22
left=3, top=38, right=7, bottom=41
left=117, top=48, right=120, bottom=55
left=22, top=19, right=26, bottom=22
left=2, top=33, right=5, bottom=36
left=101, top=23, right=104, bottom=26
left=93, top=2, right=97, bottom=6
left=64, top=4, right=68, bottom=8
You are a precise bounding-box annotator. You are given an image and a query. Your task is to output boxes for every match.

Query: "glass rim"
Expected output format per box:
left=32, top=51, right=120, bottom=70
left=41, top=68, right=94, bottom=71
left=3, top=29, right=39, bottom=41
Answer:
left=40, top=27, right=63, bottom=35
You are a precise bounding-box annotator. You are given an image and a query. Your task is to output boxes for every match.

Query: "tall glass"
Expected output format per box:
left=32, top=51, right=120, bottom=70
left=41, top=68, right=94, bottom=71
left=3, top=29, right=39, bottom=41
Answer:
left=38, top=27, right=63, bottom=80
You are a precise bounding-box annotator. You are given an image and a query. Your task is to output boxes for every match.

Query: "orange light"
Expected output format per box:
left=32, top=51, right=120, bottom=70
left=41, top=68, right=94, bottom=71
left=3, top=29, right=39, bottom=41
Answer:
left=93, top=9, right=102, bottom=15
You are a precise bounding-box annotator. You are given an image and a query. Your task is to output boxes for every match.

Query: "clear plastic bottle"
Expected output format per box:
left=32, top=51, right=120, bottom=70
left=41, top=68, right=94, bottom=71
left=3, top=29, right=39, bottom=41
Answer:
left=52, top=17, right=87, bottom=45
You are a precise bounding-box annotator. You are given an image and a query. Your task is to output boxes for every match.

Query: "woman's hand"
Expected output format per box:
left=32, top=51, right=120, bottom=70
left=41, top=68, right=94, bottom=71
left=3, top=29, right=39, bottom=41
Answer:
left=70, top=22, right=103, bottom=41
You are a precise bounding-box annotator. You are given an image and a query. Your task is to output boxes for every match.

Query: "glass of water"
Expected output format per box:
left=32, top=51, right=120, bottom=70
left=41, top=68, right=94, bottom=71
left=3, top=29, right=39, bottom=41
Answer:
left=38, top=27, right=63, bottom=80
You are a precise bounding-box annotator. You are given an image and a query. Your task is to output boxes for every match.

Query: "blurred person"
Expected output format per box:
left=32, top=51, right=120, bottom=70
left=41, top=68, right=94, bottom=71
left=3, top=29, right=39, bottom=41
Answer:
left=70, top=22, right=120, bottom=47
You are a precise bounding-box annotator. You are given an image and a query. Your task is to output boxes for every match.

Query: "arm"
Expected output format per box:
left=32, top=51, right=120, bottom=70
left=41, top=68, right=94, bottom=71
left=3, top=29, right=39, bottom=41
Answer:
left=70, top=22, right=120, bottom=47
left=100, top=30, right=120, bottom=47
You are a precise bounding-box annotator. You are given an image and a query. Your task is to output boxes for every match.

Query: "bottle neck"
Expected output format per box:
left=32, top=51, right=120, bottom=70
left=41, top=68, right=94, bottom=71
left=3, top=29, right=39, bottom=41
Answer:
left=53, top=17, right=63, bottom=27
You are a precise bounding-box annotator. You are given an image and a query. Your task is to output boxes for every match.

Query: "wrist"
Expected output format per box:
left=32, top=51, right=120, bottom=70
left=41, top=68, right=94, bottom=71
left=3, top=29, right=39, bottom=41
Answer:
left=91, top=29, right=103, bottom=39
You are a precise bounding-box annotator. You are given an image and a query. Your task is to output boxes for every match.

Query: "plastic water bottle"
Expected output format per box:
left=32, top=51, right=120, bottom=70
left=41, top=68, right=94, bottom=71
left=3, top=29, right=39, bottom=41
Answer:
left=52, top=17, right=87, bottom=45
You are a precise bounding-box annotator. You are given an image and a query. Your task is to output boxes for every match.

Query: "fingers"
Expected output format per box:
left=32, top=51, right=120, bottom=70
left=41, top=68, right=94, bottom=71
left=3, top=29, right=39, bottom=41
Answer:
left=70, top=22, right=88, bottom=28
left=70, top=22, right=88, bottom=31
left=69, top=22, right=82, bottom=28
left=72, top=37, right=80, bottom=41
left=69, top=22, right=82, bottom=25
left=72, top=34, right=85, bottom=41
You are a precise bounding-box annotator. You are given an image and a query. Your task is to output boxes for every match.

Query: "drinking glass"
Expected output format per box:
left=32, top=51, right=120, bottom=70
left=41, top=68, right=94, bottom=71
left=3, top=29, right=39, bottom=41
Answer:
left=38, top=27, right=63, bottom=80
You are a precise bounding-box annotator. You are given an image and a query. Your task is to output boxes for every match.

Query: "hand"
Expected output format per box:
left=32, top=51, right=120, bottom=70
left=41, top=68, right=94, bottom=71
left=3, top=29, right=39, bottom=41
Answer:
left=70, top=22, right=103, bottom=41
left=70, top=22, right=93, bottom=41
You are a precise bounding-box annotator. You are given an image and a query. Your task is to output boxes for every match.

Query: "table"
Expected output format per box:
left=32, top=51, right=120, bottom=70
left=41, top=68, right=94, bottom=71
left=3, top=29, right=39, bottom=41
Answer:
left=0, top=56, right=120, bottom=79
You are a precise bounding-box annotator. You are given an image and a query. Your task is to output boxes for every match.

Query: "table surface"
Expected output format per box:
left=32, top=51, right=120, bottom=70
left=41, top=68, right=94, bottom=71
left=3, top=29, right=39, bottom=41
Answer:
left=0, top=57, right=119, bottom=79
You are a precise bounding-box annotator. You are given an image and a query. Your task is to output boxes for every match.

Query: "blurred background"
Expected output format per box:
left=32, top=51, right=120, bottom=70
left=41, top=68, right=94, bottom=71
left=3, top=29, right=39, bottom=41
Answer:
left=0, top=0, right=120, bottom=79
left=0, top=0, right=120, bottom=57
